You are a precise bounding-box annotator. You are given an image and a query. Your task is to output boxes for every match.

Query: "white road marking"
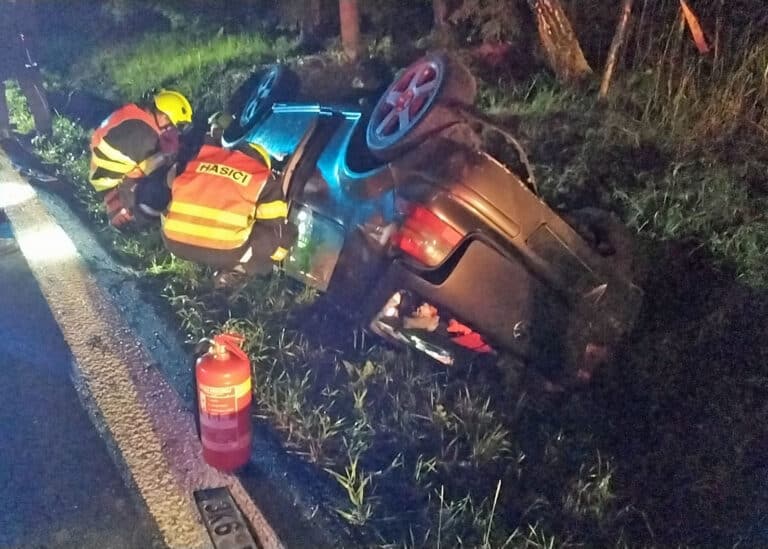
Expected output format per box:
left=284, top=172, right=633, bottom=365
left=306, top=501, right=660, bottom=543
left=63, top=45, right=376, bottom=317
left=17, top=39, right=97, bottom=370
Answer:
left=1, top=152, right=284, bottom=549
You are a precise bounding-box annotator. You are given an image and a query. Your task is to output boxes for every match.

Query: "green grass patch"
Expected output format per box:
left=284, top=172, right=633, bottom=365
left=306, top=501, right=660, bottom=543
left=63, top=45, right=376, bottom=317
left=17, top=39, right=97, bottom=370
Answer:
left=71, top=31, right=297, bottom=111
left=619, top=21, right=768, bottom=152
left=616, top=161, right=768, bottom=286
left=477, top=74, right=583, bottom=116
left=4, top=84, right=36, bottom=135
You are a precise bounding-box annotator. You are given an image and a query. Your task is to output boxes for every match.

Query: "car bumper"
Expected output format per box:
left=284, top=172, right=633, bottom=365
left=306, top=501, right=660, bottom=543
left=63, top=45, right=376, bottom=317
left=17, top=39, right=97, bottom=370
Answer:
left=363, top=238, right=642, bottom=363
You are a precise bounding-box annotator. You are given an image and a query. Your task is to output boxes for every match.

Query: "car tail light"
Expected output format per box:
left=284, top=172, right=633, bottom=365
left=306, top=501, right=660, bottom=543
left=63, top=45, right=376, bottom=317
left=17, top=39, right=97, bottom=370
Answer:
left=393, top=204, right=463, bottom=267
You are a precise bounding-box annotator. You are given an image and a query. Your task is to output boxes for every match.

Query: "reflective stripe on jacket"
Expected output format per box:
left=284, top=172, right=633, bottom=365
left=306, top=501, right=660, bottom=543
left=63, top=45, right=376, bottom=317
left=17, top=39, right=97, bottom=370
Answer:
left=89, top=104, right=162, bottom=191
left=163, top=144, right=274, bottom=251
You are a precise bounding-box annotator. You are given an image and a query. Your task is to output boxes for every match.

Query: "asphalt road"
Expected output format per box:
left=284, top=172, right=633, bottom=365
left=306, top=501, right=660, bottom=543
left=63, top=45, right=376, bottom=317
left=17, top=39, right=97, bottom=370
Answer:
left=0, top=233, right=164, bottom=548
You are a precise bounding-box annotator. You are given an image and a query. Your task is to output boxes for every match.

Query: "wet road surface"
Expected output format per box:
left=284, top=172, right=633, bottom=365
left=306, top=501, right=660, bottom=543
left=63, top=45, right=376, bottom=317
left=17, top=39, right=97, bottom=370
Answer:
left=0, top=232, right=164, bottom=548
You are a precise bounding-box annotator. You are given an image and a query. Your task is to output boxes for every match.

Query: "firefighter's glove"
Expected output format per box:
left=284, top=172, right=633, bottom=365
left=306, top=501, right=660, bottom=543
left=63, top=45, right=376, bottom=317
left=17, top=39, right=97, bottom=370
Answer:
left=104, top=188, right=135, bottom=230
left=207, top=111, right=233, bottom=143
left=270, top=247, right=289, bottom=262
left=270, top=222, right=298, bottom=264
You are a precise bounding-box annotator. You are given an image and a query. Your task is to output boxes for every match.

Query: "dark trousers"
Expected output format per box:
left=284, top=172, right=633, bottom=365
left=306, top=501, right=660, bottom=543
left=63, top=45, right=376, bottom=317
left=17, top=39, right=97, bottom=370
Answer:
left=164, top=219, right=290, bottom=275
left=0, top=70, right=52, bottom=136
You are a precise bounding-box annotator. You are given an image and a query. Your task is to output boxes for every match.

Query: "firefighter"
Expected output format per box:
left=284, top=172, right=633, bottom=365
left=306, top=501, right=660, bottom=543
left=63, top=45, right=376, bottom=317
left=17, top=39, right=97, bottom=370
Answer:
left=89, top=89, right=192, bottom=229
left=0, top=0, right=52, bottom=140
left=161, top=130, right=298, bottom=289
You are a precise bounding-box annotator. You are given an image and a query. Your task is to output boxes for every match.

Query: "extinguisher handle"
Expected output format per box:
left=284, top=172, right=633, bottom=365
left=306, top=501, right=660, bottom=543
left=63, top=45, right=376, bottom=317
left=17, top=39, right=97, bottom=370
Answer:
left=212, top=333, right=248, bottom=361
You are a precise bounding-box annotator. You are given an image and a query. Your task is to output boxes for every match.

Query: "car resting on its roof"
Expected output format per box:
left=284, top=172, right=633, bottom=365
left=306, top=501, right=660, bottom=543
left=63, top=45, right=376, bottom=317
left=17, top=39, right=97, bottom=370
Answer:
left=223, top=51, right=643, bottom=386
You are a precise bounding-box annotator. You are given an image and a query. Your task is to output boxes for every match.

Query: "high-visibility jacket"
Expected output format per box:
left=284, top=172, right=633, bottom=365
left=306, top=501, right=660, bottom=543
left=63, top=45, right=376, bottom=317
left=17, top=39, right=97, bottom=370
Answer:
left=89, top=104, right=163, bottom=191
left=163, top=144, right=288, bottom=251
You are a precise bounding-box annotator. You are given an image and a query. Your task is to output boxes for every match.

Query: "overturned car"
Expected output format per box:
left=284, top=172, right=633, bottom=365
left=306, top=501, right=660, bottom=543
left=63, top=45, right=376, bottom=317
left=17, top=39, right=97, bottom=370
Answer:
left=221, top=52, right=643, bottom=383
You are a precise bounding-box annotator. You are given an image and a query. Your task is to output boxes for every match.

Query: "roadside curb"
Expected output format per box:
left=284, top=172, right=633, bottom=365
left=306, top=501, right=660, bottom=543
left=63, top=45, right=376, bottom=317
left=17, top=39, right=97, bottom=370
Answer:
left=0, top=151, right=284, bottom=549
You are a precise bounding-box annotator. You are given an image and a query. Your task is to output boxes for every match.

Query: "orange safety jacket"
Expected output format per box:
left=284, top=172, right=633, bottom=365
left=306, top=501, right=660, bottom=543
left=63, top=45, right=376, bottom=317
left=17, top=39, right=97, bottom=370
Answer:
left=163, top=144, right=287, bottom=251
left=89, top=104, right=163, bottom=191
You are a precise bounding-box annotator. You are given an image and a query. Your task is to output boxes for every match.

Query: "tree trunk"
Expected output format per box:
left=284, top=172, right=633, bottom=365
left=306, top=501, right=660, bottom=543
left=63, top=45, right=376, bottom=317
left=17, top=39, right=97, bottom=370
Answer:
left=433, top=0, right=449, bottom=42
left=528, top=0, right=592, bottom=84
left=339, top=0, right=361, bottom=63
left=599, top=0, right=634, bottom=100
left=299, top=0, right=324, bottom=51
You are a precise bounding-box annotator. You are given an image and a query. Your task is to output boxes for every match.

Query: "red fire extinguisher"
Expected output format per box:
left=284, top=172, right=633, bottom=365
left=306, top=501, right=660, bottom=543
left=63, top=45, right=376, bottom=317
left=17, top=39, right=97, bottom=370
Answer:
left=196, top=333, right=252, bottom=471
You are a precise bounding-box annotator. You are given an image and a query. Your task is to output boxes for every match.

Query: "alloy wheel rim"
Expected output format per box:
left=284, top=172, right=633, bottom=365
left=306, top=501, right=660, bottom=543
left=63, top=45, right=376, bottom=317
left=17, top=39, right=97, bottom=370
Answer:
left=241, top=68, right=278, bottom=126
left=371, top=59, right=442, bottom=145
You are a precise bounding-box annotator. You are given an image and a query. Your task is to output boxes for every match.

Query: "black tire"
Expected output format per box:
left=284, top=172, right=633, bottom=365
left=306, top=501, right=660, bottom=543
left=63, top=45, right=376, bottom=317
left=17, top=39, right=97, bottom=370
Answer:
left=222, top=65, right=300, bottom=147
left=366, top=52, right=477, bottom=161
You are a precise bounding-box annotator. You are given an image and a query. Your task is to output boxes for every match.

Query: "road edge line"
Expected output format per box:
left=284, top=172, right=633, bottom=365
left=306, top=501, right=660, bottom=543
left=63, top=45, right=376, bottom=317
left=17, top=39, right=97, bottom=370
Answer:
left=1, top=153, right=284, bottom=549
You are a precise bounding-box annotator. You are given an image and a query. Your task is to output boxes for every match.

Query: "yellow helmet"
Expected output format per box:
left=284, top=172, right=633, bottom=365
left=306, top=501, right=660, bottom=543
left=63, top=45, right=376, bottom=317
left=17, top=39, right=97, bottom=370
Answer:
left=153, top=90, right=193, bottom=127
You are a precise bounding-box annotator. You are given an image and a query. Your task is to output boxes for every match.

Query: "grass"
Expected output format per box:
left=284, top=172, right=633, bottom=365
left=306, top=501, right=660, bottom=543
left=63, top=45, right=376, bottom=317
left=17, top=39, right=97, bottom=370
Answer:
left=477, top=73, right=581, bottom=116
left=5, top=84, right=36, bottom=135
left=70, top=31, right=298, bottom=112
left=478, top=74, right=768, bottom=287
left=620, top=4, right=768, bottom=151
left=12, top=17, right=768, bottom=548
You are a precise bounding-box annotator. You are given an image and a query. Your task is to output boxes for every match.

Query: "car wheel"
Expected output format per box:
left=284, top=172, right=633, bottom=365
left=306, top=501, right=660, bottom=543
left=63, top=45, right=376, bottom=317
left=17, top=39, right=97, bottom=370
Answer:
left=222, top=65, right=300, bottom=147
left=365, top=52, right=476, bottom=161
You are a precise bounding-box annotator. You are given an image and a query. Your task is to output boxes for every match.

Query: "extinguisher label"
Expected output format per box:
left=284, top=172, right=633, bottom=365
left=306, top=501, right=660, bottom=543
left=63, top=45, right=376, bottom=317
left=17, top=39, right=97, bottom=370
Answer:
left=198, top=379, right=252, bottom=414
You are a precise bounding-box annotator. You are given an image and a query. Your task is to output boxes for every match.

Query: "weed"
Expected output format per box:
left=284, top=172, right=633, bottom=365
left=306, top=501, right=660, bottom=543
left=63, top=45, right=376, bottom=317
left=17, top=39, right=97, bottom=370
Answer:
left=614, top=161, right=768, bottom=286
left=327, top=453, right=375, bottom=526
left=504, top=523, right=558, bottom=549
left=562, top=452, right=616, bottom=522
left=414, top=454, right=438, bottom=486
left=455, top=389, right=513, bottom=466
left=478, top=74, right=581, bottom=116
left=165, top=293, right=209, bottom=341
left=405, top=482, right=532, bottom=549
left=4, top=84, right=35, bottom=135
left=617, top=4, right=768, bottom=151
left=306, top=405, right=346, bottom=464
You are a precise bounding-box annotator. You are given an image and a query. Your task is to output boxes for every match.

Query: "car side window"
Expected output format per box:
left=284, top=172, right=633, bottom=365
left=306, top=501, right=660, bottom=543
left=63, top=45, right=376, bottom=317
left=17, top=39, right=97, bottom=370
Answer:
left=248, top=108, right=320, bottom=159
